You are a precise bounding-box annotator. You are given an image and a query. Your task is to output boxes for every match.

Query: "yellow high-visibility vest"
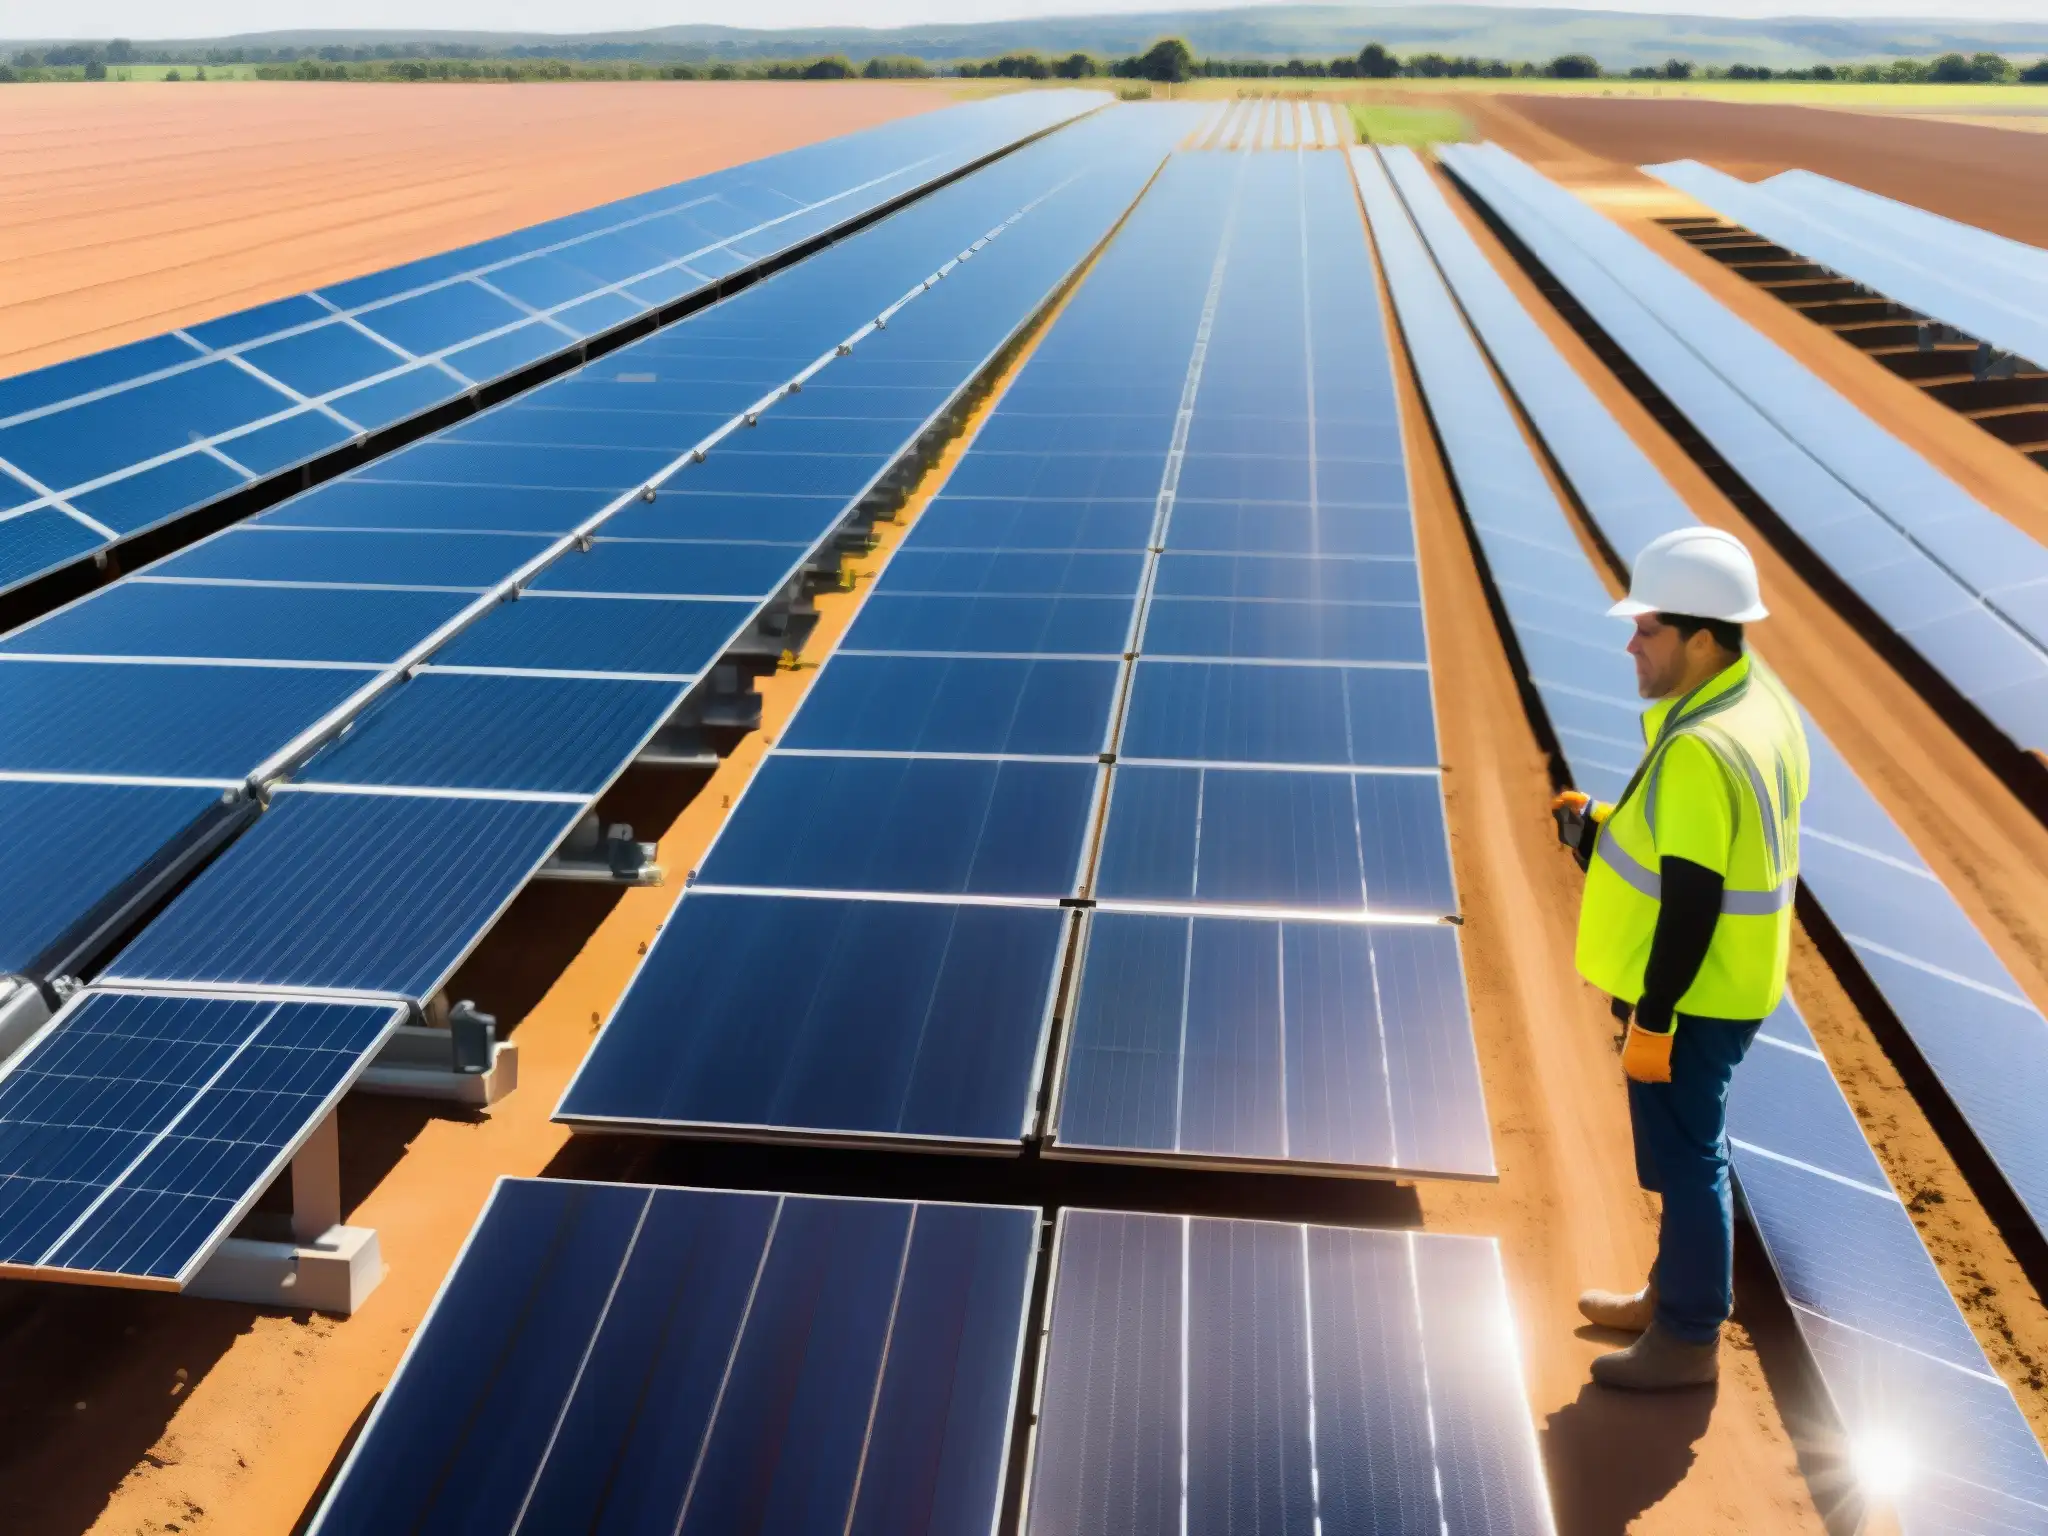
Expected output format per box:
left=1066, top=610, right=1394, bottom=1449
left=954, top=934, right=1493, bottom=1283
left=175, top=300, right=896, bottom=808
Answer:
left=1576, top=654, right=1809, bottom=1019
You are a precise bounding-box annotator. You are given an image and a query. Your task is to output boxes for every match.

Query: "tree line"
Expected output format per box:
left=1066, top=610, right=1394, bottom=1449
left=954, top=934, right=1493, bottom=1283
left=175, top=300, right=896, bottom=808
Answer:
left=4, top=37, right=2045, bottom=86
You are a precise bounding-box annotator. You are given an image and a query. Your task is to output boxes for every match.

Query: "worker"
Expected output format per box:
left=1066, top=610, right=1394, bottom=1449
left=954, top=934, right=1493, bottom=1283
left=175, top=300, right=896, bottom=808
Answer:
left=1551, top=527, right=1807, bottom=1392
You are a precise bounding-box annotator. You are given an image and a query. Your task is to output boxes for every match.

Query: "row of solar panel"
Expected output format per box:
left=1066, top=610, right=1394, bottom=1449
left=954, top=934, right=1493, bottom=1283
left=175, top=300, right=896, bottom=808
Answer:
left=1443, top=142, right=2048, bottom=756
left=1361, top=145, right=2048, bottom=1525
left=1765, top=167, right=2048, bottom=327
left=0, top=91, right=1109, bottom=597
left=561, top=150, right=1494, bottom=1185
left=1647, top=159, right=2048, bottom=376
left=0, top=112, right=1204, bottom=1292
left=1435, top=144, right=2048, bottom=1250
left=1192, top=96, right=1350, bottom=153
left=307, top=1180, right=1555, bottom=1536
left=0, top=107, right=1190, bottom=990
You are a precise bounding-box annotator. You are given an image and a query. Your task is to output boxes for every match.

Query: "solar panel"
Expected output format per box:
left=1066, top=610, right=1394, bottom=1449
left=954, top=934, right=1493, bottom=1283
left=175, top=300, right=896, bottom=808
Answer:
left=1765, top=168, right=2048, bottom=302
left=0, top=988, right=402, bottom=1287
left=0, top=779, right=249, bottom=980
left=0, top=659, right=359, bottom=780
left=1443, top=142, right=2048, bottom=757
left=1022, top=1210, right=1553, bottom=1535
left=567, top=150, right=1489, bottom=1182
left=1367, top=143, right=2048, bottom=1521
left=1648, top=160, right=2048, bottom=371
left=557, top=894, right=1069, bottom=1144
left=308, top=1180, right=1038, bottom=1535
left=0, top=92, right=1112, bottom=598
left=101, top=789, right=584, bottom=1002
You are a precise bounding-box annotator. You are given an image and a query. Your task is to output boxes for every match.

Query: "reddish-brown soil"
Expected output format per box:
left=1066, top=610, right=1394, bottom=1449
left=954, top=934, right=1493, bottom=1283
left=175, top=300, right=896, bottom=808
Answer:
left=1495, top=94, right=2048, bottom=248
left=0, top=81, right=944, bottom=377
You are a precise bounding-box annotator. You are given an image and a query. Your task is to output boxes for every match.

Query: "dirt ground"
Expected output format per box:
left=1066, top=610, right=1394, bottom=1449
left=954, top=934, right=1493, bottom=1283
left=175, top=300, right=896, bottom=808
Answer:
left=0, top=81, right=944, bottom=378
left=1494, top=94, right=2048, bottom=249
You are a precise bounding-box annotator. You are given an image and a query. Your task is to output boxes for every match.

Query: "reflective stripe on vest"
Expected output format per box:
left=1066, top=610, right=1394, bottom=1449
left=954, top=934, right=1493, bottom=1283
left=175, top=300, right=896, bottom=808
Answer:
left=1593, top=834, right=1796, bottom=914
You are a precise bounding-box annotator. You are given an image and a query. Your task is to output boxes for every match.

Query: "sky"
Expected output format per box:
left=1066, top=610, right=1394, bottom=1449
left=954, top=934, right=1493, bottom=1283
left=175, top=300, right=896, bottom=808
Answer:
left=19, top=0, right=2044, bottom=41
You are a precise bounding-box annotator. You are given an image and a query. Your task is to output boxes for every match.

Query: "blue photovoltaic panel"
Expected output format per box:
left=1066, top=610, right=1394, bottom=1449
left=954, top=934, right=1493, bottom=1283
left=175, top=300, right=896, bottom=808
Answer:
left=843, top=593, right=1138, bottom=656
left=104, top=789, right=582, bottom=1001
left=526, top=537, right=803, bottom=600
left=0, top=91, right=1111, bottom=596
left=905, top=495, right=1158, bottom=552
left=0, top=779, right=240, bottom=977
left=874, top=548, right=1147, bottom=598
left=780, top=653, right=1121, bottom=757
left=1121, top=659, right=1438, bottom=766
left=255, top=480, right=606, bottom=535
left=558, top=895, right=1067, bottom=1144
left=1095, top=764, right=1456, bottom=915
left=429, top=594, right=752, bottom=677
left=0, top=581, right=469, bottom=666
left=0, top=660, right=359, bottom=780
left=309, top=1180, right=1037, bottom=1536
left=1024, top=1211, right=1554, bottom=1536
left=1054, top=915, right=1491, bottom=1176
left=0, top=989, right=401, bottom=1286
left=150, top=527, right=552, bottom=590
left=698, top=754, right=1099, bottom=900
left=1367, top=144, right=2048, bottom=1526
left=299, top=671, right=685, bottom=795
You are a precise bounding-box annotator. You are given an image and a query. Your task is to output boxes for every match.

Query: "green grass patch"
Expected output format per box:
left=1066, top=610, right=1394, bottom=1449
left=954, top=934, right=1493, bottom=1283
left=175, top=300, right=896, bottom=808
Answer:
left=1350, top=103, right=1472, bottom=146
left=107, top=63, right=261, bottom=80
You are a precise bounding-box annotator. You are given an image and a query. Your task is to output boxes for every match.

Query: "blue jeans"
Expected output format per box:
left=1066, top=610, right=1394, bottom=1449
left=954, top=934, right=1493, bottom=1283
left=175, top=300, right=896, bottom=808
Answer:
left=1627, top=1013, right=1761, bottom=1344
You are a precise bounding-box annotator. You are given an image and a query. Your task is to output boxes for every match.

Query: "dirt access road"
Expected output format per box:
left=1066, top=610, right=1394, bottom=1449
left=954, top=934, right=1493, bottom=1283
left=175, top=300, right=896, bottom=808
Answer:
left=0, top=80, right=944, bottom=378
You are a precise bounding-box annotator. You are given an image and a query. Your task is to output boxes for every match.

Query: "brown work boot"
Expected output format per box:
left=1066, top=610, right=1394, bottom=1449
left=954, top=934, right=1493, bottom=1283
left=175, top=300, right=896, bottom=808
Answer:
left=1590, top=1323, right=1718, bottom=1391
left=1577, top=1282, right=1656, bottom=1332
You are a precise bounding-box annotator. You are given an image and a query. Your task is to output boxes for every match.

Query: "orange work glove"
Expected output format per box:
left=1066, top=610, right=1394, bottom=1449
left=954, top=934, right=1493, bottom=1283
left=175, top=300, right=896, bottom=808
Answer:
left=1621, top=1019, right=1676, bottom=1083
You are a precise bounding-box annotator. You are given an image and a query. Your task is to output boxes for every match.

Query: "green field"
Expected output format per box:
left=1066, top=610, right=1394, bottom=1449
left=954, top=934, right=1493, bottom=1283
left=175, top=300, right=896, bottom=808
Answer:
left=103, top=63, right=262, bottom=80
left=1349, top=103, right=1471, bottom=145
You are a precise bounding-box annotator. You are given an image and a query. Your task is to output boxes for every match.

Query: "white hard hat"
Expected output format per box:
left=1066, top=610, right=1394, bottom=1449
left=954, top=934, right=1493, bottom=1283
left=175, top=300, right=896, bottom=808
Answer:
left=1608, top=527, right=1768, bottom=624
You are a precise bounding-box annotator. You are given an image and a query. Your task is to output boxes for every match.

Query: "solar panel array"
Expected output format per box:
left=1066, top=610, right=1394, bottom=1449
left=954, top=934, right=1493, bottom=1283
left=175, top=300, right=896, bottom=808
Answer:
left=1442, top=142, right=2048, bottom=756
left=1363, top=145, right=2048, bottom=1528
left=0, top=107, right=1197, bottom=1297
left=1193, top=97, right=1349, bottom=152
left=0, top=91, right=1107, bottom=598
left=1024, top=1210, right=1551, bottom=1536
left=560, top=150, right=1494, bottom=1184
left=1769, top=170, right=2048, bottom=301
left=1646, top=159, right=2048, bottom=374
left=4, top=107, right=1190, bottom=1005
left=0, top=989, right=403, bottom=1287
left=12, top=120, right=1559, bottom=1525
left=309, top=1179, right=1038, bottom=1535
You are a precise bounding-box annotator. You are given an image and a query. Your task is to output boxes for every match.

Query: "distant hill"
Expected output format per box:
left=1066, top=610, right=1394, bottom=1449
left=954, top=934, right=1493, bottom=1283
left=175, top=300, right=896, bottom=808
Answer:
left=17, top=7, right=2048, bottom=71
